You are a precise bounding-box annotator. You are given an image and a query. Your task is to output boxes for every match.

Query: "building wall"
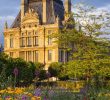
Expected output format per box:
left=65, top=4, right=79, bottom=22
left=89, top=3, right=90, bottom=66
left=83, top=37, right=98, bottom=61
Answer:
left=4, top=0, right=71, bottom=69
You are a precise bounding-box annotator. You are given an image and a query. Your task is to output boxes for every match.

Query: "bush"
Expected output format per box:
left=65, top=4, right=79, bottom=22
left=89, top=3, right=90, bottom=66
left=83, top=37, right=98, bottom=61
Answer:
left=39, top=70, right=47, bottom=81
left=0, top=53, right=45, bottom=87
left=48, top=62, right=63, bottom=77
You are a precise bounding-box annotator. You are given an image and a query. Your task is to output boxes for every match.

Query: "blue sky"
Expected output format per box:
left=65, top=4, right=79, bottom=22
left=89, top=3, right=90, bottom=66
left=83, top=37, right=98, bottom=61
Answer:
left=0, top=0, right=110, bottom=44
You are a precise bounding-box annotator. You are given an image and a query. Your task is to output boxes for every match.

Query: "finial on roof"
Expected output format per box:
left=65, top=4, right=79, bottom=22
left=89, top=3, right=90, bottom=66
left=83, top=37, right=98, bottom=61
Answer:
left=56, top=15, right=60, bottom=25
left=29, top=8, right=31, bottom=13
left=4, top=21, right=8, bottom=29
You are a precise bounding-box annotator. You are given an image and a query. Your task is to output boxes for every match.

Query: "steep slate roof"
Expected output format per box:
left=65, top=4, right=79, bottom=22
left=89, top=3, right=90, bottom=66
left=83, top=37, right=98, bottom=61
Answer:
left=11, top=11, right=21, bottom=28
left=11, top=0, right=64, bottom=28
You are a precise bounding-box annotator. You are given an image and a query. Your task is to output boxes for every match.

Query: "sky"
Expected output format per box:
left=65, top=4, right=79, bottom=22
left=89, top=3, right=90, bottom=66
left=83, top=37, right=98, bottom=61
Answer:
left=0, top=0, right=110, bottom=45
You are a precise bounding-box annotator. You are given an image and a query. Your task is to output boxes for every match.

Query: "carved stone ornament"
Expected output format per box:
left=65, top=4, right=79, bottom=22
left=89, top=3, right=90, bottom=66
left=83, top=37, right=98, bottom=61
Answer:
left=22, top=8, right=40, bottom=25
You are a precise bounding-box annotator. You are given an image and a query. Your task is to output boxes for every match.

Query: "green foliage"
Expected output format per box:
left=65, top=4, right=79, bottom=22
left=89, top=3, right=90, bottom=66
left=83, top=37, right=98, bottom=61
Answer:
left=0, top=52, right=45, bottom=87
left=50, top=3, right=110, bottom=84
left=48, top=62, right=63, bottom=77
left=39, top=70, right=47, bottom=81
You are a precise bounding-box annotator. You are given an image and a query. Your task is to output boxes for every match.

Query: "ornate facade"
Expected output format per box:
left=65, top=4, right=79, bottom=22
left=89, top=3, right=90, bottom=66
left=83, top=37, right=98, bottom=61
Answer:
left=4, top=0, right=71, bottom=69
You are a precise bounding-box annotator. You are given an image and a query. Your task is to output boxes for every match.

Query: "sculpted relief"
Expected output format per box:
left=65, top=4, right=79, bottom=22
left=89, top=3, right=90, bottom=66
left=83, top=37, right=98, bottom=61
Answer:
left=22, top=8, right=40, bottom=27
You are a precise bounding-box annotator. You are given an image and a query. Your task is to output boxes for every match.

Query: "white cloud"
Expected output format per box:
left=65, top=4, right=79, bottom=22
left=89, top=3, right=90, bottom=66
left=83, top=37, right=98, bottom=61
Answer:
left=97, top=4, right=110, bottom=12
left=0, top=16, right=15, bottom=21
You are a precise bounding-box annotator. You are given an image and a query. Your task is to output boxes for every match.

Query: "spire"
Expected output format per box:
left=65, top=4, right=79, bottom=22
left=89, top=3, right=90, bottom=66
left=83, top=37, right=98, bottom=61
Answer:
left=4, top=21, right=8, bottom=29
left=65, top=0, right=71, bottom=14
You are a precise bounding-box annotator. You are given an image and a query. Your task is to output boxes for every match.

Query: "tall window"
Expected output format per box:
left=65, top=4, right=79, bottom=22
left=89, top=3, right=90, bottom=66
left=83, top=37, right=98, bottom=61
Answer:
left=34, top=31, right=38, bottom=46
left=27, top=32, right=32, bottom=47
left=48, top=50, right=52, bottom=61
left=10, top=34, right=13, bottom=48
left=21, top=38, right=25, bottom=47
left=48, top=30, right=52, bottom=45
left=28, top=51, right=32, bottom=61
left=59, top=50, right=64, bottom=62
left=34, top=36, right=38, bottom=46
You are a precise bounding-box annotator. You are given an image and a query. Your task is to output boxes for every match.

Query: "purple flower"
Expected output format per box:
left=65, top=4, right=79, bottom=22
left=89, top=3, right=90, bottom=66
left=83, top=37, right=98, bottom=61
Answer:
left=35, top=88, right=42, bottom=96
left=44, top=97, right=49, bottom=100
left=13, top=67, right=19, bottom=76
left=22, top=95, right=27, bottom=100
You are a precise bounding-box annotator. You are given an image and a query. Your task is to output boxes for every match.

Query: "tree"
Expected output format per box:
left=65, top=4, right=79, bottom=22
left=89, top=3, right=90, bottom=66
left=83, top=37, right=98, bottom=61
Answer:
left=51, top=3, right=110, bottom=82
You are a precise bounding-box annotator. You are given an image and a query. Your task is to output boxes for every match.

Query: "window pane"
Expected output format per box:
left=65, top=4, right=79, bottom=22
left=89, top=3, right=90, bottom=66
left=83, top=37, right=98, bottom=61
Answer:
left=27, top=33, right=32, bottom=46
left=48, top=30, right=52, bottom=45
left=48, top=50, right=52, bottom=61
left=28, top=51, right=31, bottom=61
left=21, top=38, right=25, bottom=47
left=34, top=36, right=38, bottom=46
left=10, top=34, right=13, bottom=48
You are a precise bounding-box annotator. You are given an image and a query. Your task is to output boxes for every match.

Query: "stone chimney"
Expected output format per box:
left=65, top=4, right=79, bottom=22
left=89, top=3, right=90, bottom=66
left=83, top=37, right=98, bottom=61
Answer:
left=42, top=0, right=47, bottom=24
left=64, top=0, right=71, bottom=21
left=65, top=0, right=71, bottom=14
left=21, top=0, right=27, bottom=22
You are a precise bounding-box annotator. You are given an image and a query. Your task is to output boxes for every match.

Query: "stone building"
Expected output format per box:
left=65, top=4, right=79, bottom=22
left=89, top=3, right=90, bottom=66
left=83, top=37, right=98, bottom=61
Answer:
left=4, top=0, right=71, bottom=69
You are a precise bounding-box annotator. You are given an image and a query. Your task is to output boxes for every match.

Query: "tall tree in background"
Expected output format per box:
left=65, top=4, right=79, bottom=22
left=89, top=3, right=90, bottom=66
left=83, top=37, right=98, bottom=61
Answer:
left=51, top=3, right=110, bottom=81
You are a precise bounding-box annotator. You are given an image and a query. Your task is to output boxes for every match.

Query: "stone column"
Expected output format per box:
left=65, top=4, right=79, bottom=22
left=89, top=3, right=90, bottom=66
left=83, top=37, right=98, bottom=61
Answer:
left=25, top=51, right=26, bottom=61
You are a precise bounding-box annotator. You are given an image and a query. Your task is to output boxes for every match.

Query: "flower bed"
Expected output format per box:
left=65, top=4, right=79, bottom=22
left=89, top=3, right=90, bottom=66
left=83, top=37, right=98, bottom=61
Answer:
left=0, top=85, right=110, bottom=100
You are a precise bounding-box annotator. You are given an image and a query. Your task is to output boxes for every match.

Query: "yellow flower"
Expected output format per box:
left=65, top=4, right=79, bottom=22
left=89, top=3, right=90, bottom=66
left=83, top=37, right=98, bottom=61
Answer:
left=31, top=96, right=41, bottom=100
left=15, top=88, right=23, bottom=94
left=7, top=90, right=14, bottom=94
left=0, top=90, right=6, bottom=94
left=28, top=93, right=33, bottom=97
left=31, top=97, right=36, bottom=100
left=37, top=97, right=41, bottom=100
left=24, top=92, right=28, bottom=94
